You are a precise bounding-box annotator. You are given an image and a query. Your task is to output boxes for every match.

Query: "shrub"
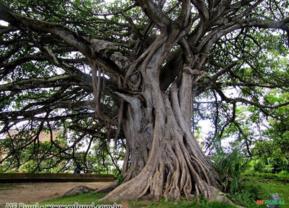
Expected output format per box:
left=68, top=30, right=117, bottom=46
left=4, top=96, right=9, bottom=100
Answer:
left=212, top=150, right=247, bottom=194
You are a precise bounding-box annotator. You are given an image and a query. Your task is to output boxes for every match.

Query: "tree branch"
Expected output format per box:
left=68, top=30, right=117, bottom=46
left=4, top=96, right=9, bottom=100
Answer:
left=0, top=3, right=91, bottom=55
left=135, top=0, right=170, bottom=30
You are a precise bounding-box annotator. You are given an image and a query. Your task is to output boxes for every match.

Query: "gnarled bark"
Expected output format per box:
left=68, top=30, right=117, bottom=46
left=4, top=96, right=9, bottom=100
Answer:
left=103, top=35, right=220, bottom=201
left=121, top=100, right=153, bottom=181
left=104, top=84, right=218, bottom=201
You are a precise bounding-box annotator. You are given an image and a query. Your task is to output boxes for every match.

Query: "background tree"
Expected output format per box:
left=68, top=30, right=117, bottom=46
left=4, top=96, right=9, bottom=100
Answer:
left=0, top=0, right=289, bottom=202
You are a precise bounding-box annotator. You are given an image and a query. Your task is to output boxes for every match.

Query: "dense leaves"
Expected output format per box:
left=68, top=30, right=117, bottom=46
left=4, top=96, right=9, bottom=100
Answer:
left=0, top=0, right=289, bottom=201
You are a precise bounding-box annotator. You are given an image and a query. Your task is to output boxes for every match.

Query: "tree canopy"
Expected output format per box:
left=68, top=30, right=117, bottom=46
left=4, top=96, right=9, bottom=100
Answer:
left=0, top=0, right=289, bottom=202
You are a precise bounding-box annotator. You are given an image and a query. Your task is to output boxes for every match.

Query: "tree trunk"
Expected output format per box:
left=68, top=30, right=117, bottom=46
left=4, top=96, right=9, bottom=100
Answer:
left=121, top=101, right=153, bottom=181
left=102, top=35, right=220, bottom=201
left=105, top=83, right=218, bottom=201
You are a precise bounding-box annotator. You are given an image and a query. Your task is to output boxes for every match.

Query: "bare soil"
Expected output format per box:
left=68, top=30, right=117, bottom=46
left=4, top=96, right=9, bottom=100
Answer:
left=0, top=182, right=112, bottom=206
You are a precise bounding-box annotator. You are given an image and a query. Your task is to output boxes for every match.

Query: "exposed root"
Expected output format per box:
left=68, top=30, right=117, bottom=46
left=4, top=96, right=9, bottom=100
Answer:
left=102, top=129, right=219, bottom=202
left=63, top=185, right=95, bottom=197
left=208, top=186, right=244, bottom=208
left=95, top=181, right=118, bottom=193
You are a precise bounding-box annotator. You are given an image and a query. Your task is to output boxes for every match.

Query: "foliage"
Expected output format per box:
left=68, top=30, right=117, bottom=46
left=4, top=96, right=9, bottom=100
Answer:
left=0, top=134, right=122, bottom=174
left=243, top=171, right=289, bottom=183
left=0, top=0, right=289, bottom=201
left=0, top=138, right=68, bottom=173
left=252, top=138, right=289, bottom=173
left=228, top=175, right=289, bottom=208
left=229, top=181, right=264, bottom=208
left=242, top=177, right=289, bottom=208
left=213, top=150, right=247, bottom=194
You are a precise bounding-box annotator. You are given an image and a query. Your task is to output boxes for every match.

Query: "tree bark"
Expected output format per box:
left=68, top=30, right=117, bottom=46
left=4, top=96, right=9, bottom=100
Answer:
left=103, top=35, right=220, bottom=201
left=121, top=101, right=153, bottom=181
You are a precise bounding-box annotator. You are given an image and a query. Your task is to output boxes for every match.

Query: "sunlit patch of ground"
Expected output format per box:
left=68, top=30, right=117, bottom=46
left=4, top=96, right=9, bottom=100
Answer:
left=0, top=182, right=112, bottom=206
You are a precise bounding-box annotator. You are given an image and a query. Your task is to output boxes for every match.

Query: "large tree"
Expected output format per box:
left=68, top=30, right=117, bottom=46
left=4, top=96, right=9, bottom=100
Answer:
left=0, top=0, right=289, bottom=202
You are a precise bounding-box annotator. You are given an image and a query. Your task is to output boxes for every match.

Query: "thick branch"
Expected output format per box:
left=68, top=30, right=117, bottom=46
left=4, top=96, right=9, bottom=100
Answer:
left=0, top=3, right=91, bottom=55
left=136, top=0, right=170, bottom=30
left=0, top=74, right=82, bottom=92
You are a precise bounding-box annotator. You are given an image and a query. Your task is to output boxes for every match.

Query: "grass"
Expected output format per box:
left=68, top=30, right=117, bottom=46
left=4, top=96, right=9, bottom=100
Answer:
left=229, top=176, right=289, bottom=208
left=41, top=192, right=236, bottom=208
left=243, top=171, right=289, bottom=182
left=39, top=176, right=288, bottom=208
left=129, top=200, right=236, bottom=208
left=0, top=183, right=17, bottom=190
left=254, top=178, right=289, bottom=208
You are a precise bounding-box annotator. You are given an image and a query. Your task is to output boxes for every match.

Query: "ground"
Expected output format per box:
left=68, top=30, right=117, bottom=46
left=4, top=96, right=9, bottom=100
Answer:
left=0, top=182, right=112, bottom=207
left=0, top=177, right=288, bottom=208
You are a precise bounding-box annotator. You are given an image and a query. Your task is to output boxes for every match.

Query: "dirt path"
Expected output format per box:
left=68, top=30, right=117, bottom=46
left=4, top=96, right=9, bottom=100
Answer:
left=0, top=182, right=112, bottom=206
